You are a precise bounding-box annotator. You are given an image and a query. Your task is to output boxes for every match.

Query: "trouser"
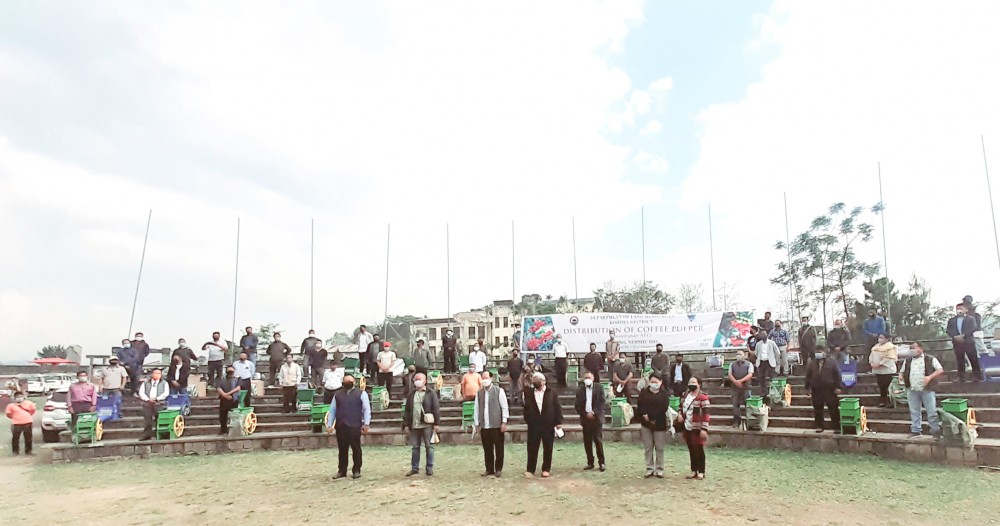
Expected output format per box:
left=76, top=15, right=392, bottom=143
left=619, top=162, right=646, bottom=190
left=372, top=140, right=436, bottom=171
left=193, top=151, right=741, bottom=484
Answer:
left=282, top=386, right=297, bottom=413
left=169, top=384, right=186, bottom=395
left=126, top=365, right=140, bottom=393
left=377, top=372, right=393, bottom=396
left=757, top=362, right=774, bottom=398
left=408, top=426, right=435, bottom=473
left=480, top=427, right=505, bottom=474
left=811, top=388, right=840, bottom=430
left=103, top=388, right=123, bottom=407
left=526, top=425, right=555, bottom=474
left=207, top=360, right=223, bottom=387
left=777, top=346, right=789, bottom=375
left=683, top=430, right=706, bottom=474
left=336, top=425, right=363, bottom=475
left=613, top=382, right=631, bottom=404
left=310, top=367, right=324, bottom=389
left=876, top=374, right=894, bottom=403
left=801, top=348, right=816, bottom=367
left=366, top=356, right=377, bottom=378
left=585, top=368, right=601, bottom=382
left=581, top=417, right=605, bottom=466
left=634, top=352, right=646, bottom=370
left=323, top=389, right=338, bottom=405
left=509, top=375, right=522, bottom=403
left=141, top=403, right=160, bottom=438
left=554, top=358, right=568, bottom=387
left=269, top=360, right=283, bottom=385
left=358, top=353, right=368, bottom=375
left=71, top=401, right=91, bottom=427
left=238, top=379, right=252, bottom=407
left=219, top=397, right=237, bottom=433
left=731, top=388, right=750, bottom=425
left=954, top=342, right=982, bottom=381
left=444, top=349, right=457, bottom=373
left=640, top=427, right=666, bottom=474
left=11, top=423, right=32, bottom=454
left=907, top=389, right=941, bottom=435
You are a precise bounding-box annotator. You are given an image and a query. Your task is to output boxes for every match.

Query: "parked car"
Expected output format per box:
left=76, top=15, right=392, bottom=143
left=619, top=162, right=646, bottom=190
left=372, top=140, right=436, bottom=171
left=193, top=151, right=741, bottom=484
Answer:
left=42, top=388, right=71, bottom=443
left=43, top=373, right=72, bottom=392
left=19, top=374, right=48, bottom=395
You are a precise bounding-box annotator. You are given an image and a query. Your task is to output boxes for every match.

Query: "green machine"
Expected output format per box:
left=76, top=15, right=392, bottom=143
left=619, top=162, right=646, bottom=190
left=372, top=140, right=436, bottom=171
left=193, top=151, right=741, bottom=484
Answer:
left=370, top=386, right=389, bottom=411
left=610, top=397, right=631, bottom=428
left=567, top=365, right=579, bottom=385
left=156, top=409, right=185, bottom=440
left=745, top=396, right=769, bottom=432
left=228, top=391, right=257, bottom=437
left=839, top=397, right=867, bottom=435
left=297, top=388, right=316, bottom=413
left=310, top=403, right=331, bottom=433
left=462, top=401, right=475, bottom=432
left=460, top=354, right=471, bottom=369
left=72, top=412, right=103, bottom=445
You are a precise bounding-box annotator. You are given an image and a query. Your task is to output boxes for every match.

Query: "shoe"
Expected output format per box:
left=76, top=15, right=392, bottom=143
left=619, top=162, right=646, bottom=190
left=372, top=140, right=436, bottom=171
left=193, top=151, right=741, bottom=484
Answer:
left=732, top=423, right=741, bottom=428
left=814, top=428, right=824, bottom=433
left=908, top=433, right=922, bottom=439
left=655, top=472, right=665, bottom=479
left=494, top=471, right=502, bottom=478
left=351, top=473, right=361, bottom=479
left=332, top=473, right=347, bottom=480
left=481, top=471, right=494, bottom=477
left=877, top=402, right=887, bottom=408
left=599, top=464, right=606, bottom=472
left=685, top=473, right=698, bottom=479
left=139, top=436, right=152, bottom=441
left=426, top=471, right=433, bottom=477
left=524, top=472, right=534, bottom=479
left=644, top=472, right=655, bottom=478
left=833, top=429, right=842, bottom=435
left=406, top=470, right=419, bottom=477
left=695, top=474, right=705, bottom=480
left=541, top=471, right=550, bottom=478
left=584, top=464, right=595, bottom=471
left=932, top=433, right=942, bottom=441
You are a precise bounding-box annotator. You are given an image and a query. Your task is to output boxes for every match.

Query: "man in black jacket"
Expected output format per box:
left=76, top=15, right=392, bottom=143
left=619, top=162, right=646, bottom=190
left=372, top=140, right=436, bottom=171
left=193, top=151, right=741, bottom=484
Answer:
left=947, top=303, right=981, bottom=382
left=797, top=316, right=818, bottom=364
left=523, top=372, right=563, bottom=478
left=826, top=320, right=851, bottom=364
left=667, top=354, right=692, bottom=398
left=507, top=349, right=524, bottom=404
left=574, top=371, right=606, bottom=472
left=805, top=345, right=842, bottom=433
left=266, top=333, right=292, bottom=386
left=583, top=343, right=604, bottom=381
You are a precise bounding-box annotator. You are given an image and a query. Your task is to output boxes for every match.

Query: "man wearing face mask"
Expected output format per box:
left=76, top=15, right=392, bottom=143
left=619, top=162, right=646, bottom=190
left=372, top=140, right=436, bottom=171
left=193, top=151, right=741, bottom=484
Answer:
left=233, top=352, right=255, bottom=407
left=522, top=372, right=562, bottom=478
left=116, top=338, right=136, bottom=392
left=167, top=354, right=190, bottom=395
left=6, top=391, right=36, bottom=455
left=637, top=374, right=670, bottom=478
left=605, top=331, right=619, bottom=373
left=469, top=343, right=488, bottom=374
left=202, top=331, right=228, bottom=388
left=520, top=355, right=538, bottom=396
left=507, top=349, right=525, bottom=404
left=769, top=320, right=790, bottom=376
left=612, top=354, right=635, bottom=403
left=365, top=334, right=382, bottom=379
left=138, top=368, right=169, bottom=440
left=826, top=320, right=851, bottom=365
left=442, top=329, right=459, bottom=373
left=460, top=364, right=482, bottom=401
left=327, top=375, right=371, bottom=480
left=356, top=326, right=373, bottom=376
left=727, top=350, right=755, bottom=428
left=574, top=371, right=606, bottom=472
left=551, top=335, right=569, bottom=387
left=804, top=345, right=842, bottom=434
left=474, top=370, right=509, bottom=477
left=217, top=366, right=242, bottom=434
left=279, top=352, right=303, bottom=413
left=411, top=339, right=432, bottom=375
left=129, top=332, right=151, bottom=379
left=266, top=332, right=292, bottom=386
left=403, top=372, right=441, bottom=477
left=67, top=370, right=97, bottom=427
left=239, top=326, right=259, bottom=366
left=171, top=339, right=198, bottom=368
left=667, top=354, right=692, bottom=398
left=754, top=331, right=779, bottom=398
left=650, top=343, right=670, bottom=379
left=583, top=343, right=604, bottom=382
left=100, top=357, right=129, bottom=405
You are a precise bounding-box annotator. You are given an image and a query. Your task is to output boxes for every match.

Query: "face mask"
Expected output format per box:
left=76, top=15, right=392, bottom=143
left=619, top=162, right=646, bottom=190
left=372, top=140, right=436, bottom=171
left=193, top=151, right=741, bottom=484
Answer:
left=179, top=342, right=187, bottom=348
left=473, top=347, right=480, bottom=352
left=78, top=377, right=88, bottom=383
left=14, top=397, right=25, bottom=403
left=482, top=379, right=492, bottom=388
left=414, top=380, right=425, bottom=388
left=687, top=384, right=698, bottom=392
left=584, top=379, right=593, bottom=387
left=656, top=349, right=662, bottom=353
left=619, top=358, right=626, bottom=363
left=343, top=382, right=354, bottom=390
left=110, top=362, right=119, bottom=367
left=814, top=352, right=825, bottom=360
left=649, top=383, right=661, bottom=392
left=123, top=343, right=131, bottom=349
left=533, top=381, right=543, bottom=390
left=135, top=337, right=144, bottom=342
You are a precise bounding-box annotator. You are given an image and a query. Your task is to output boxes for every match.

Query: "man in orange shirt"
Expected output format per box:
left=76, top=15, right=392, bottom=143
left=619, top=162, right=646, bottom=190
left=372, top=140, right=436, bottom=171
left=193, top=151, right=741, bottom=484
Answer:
left=460, top=363, right=482, bottom=401
left=6, top=391, right=36, bottom=455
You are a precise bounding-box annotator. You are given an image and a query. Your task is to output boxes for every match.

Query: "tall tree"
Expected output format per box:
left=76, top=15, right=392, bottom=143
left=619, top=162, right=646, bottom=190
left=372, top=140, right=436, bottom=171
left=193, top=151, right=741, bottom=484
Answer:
left=675, top=283, right=706, bottom=313
left=255, top=323, right=281, bottom=348
left=593, top=281, right=675, bottom=314
left=851, top=275, right=949, bottom=341
left=37, top=344, right=68, bottom=359
left=716, top=281, right=742, bottom=311
left=326, top=332, right=353, bottom=346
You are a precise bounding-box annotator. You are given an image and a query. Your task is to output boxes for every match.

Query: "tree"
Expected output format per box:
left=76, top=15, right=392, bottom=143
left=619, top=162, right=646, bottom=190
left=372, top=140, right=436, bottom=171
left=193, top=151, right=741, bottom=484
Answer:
left=850, top=275, right=949, bottom=342
left=774, top=202, right=882, bottom=328
left=255, top=323, right=281, bottom=348
left=593, top=281, right=676, bottom=314
left=717, top=281, right=741, bottom=311
left=326, top=332, right=352, bottom=346
left=675, top=283, right=706, bottom=313
left=515, top=294, right=558, bottom=316
left=37, top=345, right=67, bottom=359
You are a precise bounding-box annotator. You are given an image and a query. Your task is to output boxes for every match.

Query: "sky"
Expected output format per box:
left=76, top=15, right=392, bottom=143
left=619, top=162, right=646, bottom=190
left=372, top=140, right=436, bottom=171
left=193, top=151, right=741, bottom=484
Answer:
left=2, top=0, right=999, bottom=359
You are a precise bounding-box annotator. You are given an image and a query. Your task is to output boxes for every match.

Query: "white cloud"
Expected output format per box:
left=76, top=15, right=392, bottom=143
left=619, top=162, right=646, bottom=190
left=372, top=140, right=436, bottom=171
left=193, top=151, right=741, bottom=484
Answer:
left=633, top=151, right=670, bottom=173
left=639, top=120, right=662, bottom=135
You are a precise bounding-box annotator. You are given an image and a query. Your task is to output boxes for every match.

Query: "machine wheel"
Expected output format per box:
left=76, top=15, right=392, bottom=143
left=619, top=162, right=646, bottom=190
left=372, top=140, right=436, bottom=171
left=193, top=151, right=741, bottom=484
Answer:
left=783, top=384, right=792, bottom=406
left=358, top=376, right=367, bottom=391
left=182, top=404, right=191, bottom=417
left=173, top=415, right=185, bottom=438
left=968, top=408, right=977, bottom=428
left=859, top=406, right=868, bottom=433
left=94, top=420, right=104, bottom=441
left=243, top=412, right=258, bottom=435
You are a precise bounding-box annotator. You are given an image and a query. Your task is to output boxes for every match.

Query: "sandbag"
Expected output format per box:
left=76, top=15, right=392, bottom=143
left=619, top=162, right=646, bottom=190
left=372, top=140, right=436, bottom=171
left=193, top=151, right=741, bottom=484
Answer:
left=667, top=407, right=678, bottom=438
left=937, top=409, right=977, bottom=447
left=746, top=403, right=770, bottom=431
left=888, top=377, right=907, bottom=408
left=768, top=383, right=789, bottom=407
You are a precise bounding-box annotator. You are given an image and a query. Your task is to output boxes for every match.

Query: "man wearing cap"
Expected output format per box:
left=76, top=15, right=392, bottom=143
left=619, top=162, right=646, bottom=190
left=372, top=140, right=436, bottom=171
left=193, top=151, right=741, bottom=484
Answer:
left=327, top=374, right=371, bottom=479
left=523, top=371, right=562, bottom=478
left=100, top=357, right=129, bottom=405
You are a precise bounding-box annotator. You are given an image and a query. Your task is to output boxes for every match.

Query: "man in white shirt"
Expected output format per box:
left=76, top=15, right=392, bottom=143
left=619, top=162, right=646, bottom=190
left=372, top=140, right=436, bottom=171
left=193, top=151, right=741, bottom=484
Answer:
left=233, top=352, right=256, bottom=408
left=754, top=331, right=779, bottom=398
left=357, top=325, right=374, bottom=376
left=469, top=344, right=488, bottom=374
left=278, top=353, right=303, bottom=413
left=138, top=368, right=169, bottom=441
left=551, top=335, right=569, bottom=387
left=474, top=370, right=510, bottom=477
left=322, top=363, right=345, bottom=404
left=376, top=344, right=398, bottom=396
left=899, top=341, right=944, bottom=439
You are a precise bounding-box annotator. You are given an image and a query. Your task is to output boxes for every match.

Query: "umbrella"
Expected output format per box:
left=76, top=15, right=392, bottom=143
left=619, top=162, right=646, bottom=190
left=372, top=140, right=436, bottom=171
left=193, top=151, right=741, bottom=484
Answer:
left=33, top=357, right=78, bottom=365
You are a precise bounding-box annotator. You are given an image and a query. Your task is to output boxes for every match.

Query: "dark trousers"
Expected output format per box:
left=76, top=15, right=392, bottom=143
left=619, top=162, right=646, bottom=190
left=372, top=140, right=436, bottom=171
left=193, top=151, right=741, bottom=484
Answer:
left=336, top=425, right=363, bottom=475
left=480, top=427, right=505, bottom=474
left=581, top=417, right=605, bottom=466
left=141, top=403, right=160, bottom=438
left=509, top=375, right=522, bottom=403
left=126, top=365, right=140, bottom=393
left=876, top=374, right=894, bottom=403
left=554, top=358, right=568, bottom=387
left=282, top=386, right=297, bottom=413
left=954, top=342, right=982, bottom=381
left=11, top=423, right=32, bottom=454
left=683, top=430, right=706, bottom=474
left=70, top=401, right=91, bottom=427
left=526, top=425, right=555, bottom=474
left=585, top=368, right=601, bottom=382
left=757, top=361, right=774, bottom=397
left=377, top=372, right=393, bottom=395
left=269, top=360, right=283, bottom=385
left=238, top=379, right=252, bottom=407
left=811, top=387, right=840, bottom=430
left=323, top=389, right=338, bottom=404
left=219, top=397, right=238, bottom=433
left=207, top=360, right=224, bottom=388
left=731, top=388, right=750, bottom=425
left=358, top=353, right=368, bottom=375
left=414, top=365, right=428, bottom=375
left=444, top=349, right=457, bottom=373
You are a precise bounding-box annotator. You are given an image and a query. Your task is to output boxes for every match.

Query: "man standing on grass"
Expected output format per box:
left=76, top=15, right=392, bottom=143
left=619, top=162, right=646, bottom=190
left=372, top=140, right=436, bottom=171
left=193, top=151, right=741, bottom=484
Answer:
left=6, top=391, right=35, bottom=455
left=403, top=372, right=441, bottom=477
left=728, top=350, right=754, bottom=428
left=266, top=333, right=292, bottom=386
left=217, top=366, right=241, bottom=434
left=804, top=345, right=842, bottom=434
left=240, top=326, right=259, bottom=366
left=202, top=331, right=228, bottom=388
left=67, top=370, right=97, bottom=427
left=523, top=372, right=562, bottom=479
left=233, top=352, right=255, bottom=408
left=574, top=371, right=606, bottom=472
left=328, top=375, right=371, bottom=480
left=474, top=370, right=509, bottom=478
left=899, top=341, right=944, bottom=439
left=279, top=352, right=303, bottom=413
left=138, top=368, right=169, bottom=440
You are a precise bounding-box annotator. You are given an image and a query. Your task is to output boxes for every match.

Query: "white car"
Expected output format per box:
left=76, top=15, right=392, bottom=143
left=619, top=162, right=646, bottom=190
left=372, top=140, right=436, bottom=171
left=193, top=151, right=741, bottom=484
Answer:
left=43, top=373, right=72, bottom=392
left=19, top=375, right=48, bottom=395
left=42, top=388, right=71, bottom=443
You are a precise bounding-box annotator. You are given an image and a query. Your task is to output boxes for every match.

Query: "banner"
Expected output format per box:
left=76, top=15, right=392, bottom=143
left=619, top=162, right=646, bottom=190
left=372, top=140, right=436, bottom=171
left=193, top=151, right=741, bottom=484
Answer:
left=520, top=311, right=755, bottom=354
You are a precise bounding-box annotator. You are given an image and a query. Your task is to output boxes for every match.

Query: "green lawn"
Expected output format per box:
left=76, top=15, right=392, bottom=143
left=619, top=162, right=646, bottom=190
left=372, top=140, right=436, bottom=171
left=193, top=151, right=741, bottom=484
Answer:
left=3, top=442, right=999, bottom=525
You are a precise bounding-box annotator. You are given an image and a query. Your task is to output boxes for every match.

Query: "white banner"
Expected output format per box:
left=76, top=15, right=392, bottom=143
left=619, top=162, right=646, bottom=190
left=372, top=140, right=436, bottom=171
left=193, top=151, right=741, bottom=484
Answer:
left=520, top=311, right=756, bottom=354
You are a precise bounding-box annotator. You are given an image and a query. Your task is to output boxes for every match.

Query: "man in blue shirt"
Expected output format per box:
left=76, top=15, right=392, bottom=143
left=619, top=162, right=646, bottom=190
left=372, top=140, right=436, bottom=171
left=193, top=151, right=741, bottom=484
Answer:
left=239, top=327, right=259, bottom=366
left=863, top=310, right=887, bottom=349
left=327, top=375, right=372, bottom=479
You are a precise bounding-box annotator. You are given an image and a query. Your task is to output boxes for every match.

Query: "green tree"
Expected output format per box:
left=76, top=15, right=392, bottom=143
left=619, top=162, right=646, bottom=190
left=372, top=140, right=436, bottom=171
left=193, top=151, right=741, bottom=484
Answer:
left=593, top=281, right=675, bottom=314
left=326, top=332, right=353, bottom=346
left=36, top=344, right=67, bottom=359
left=255, top=323, right=281, bottom=348
left=675, top=283, right=705, bottom=313
left=851, top=276, right=949, bottom=341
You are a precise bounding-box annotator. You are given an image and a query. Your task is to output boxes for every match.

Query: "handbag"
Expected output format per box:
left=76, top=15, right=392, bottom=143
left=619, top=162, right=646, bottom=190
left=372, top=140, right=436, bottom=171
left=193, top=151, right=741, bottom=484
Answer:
left=430, top=430, right=440, bottom=444
left=423, top=413, right=436, bottom=424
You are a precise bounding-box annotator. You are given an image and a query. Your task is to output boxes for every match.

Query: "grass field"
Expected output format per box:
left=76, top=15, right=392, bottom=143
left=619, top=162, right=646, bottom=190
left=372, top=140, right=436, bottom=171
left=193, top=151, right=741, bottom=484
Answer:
left=2, top=439, right=1000, bottom=525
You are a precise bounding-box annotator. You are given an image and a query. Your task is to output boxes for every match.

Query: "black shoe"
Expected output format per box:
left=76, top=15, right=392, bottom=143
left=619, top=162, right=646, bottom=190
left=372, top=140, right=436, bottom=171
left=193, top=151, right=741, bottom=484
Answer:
left=599, top=464, right=606, bottom=472
left=351, top=473, right=361, bottom=479
left=139, top=436, right=152, bottom=441
left=814, top=428, right=824, bottom=433
left=406, top=470, right=419, bottom=477
left=908, top=433, right=922, bottom=439
left=494, top=471, right=502, bottom=478
left=481, top=471, right=494, bottom=477
left=425, top=471, right=433, bottom=477
left=833, top=429, right=842, bottom=435
left=332, top=473, right=347, bottom=480
left=584, top=464, right=595, bottom=471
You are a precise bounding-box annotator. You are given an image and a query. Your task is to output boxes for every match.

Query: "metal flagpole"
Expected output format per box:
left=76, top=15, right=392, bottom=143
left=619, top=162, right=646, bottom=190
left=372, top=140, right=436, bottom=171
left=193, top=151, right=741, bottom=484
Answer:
left=383, top=223, right=391, bottom=338
left=511, top=220, right=516, bottom=304
left=982, top=135, right=1000, bottom=273
left=572, top=217, right=579, bottom=305
left=446, top=223, right=451, bottom=321
left=231, top=217, right=240, bottom=348
left=877, top=163, right=891, bottom=331
left=641, top=206, right=647, bottom=313
left=783, top=193, right=796, bottom=324
left=127, top=209, right=152, bottom=336
left=310, top=218, right=315, bottom=330
left=708, top=205, right=716, bottom=310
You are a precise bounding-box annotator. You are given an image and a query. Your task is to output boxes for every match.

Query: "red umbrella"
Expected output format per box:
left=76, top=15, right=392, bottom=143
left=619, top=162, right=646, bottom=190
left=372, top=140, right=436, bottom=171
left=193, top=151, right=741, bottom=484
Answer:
left=33, top=357, right=78, bottom=365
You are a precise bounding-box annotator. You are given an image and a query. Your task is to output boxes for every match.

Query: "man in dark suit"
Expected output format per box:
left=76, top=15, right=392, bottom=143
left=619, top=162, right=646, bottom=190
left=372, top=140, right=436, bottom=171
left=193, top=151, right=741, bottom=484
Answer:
left=947, top=303, right=981, bottom=382
left=666, top=354, right=692, bottom=398
left=574, top=371, right=606, bottom=472
left=804, top=345, right=842, bottom=433
left=523, top=372, right=563, bottom=478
